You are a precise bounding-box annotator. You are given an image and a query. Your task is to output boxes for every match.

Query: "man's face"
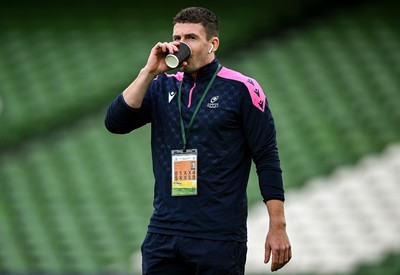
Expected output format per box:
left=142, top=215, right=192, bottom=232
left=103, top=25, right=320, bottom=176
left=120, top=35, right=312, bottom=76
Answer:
left=172, top=23, right=214, bottom=74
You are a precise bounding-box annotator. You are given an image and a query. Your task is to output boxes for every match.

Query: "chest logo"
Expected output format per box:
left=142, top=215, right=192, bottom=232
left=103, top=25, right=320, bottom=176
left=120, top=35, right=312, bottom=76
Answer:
left=207, top=96, right=219, bottom=109
left=168, top=91, right=176, bottom=103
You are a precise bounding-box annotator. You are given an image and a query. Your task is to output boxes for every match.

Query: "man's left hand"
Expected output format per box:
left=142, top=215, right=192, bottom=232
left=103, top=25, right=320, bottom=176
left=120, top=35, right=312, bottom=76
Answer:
left=264, top=221, right=292, bottom=271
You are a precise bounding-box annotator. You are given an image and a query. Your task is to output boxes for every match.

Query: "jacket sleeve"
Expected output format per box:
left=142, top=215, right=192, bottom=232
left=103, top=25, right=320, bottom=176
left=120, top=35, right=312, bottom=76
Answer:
left=241, top=81, right=285, bottom=202
left=104, top=92, right=151, bottom=134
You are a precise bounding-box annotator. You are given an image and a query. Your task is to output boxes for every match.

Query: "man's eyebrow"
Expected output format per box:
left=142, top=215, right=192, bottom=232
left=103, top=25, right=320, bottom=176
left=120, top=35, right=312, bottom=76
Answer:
left=173, top=33, right=199, bottom=39
left=185, top=33, right=199, bottom=38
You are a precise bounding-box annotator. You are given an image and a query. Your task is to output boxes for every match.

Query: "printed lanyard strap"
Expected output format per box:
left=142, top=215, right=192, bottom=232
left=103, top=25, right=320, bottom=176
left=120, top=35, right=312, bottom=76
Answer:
left=178, top=64, right=221, bottom=151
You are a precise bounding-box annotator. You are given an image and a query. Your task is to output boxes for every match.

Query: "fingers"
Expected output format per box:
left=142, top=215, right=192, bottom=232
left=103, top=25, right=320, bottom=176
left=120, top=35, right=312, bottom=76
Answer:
left=271, top=248, right=280, bottom=271
left=155, top=42, right=179, bottom=54
left=270, top=244, right=292, bottom=272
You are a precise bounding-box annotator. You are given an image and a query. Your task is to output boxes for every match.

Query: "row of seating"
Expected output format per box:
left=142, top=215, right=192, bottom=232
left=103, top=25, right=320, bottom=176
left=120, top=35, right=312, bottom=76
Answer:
left=0, top=0, right=318, bottom=150
left=246, top=143, right=400, bottom=274
left=0, top=119, right=153, bottom=273
left=1, top=0, right=399, bottom=273
left=228, top=11, right=400, bottom=188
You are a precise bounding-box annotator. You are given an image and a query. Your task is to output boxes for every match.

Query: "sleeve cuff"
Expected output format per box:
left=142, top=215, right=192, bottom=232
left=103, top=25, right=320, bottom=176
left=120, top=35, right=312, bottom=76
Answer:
left=258, top=169, right=285, bottom=202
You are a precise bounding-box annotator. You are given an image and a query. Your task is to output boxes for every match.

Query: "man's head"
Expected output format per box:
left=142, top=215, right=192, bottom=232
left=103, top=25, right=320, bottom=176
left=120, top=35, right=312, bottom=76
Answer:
left=172, top=7, right=220, bottom=74
left=173, top=7, right=219, bottom=40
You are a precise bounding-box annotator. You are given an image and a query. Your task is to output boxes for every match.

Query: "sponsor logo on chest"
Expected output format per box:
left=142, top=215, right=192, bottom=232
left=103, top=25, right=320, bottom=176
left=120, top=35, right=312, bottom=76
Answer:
left=207, top=96, right=219, bottom=109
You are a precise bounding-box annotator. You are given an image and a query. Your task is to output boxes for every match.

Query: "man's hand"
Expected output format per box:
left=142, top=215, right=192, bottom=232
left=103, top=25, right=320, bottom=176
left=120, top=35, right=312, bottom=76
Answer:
left=264, top=200, right=292, bottom=272
left=144, top=41, right=180, bottom=75
left=122, top=41, right=180, bottom=108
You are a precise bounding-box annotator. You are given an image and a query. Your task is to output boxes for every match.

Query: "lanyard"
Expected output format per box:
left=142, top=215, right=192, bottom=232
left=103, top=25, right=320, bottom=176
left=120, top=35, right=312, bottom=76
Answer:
left=178, top=64, right=221, bottom=152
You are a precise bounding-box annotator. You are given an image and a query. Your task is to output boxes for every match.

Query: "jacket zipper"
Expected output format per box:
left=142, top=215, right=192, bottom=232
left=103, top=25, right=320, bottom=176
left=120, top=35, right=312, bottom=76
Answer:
left=187, top=81, right=197, bottom=108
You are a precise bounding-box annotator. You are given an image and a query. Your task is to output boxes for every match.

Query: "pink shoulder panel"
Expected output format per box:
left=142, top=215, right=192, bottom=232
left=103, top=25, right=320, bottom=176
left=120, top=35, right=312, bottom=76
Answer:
left=218, top=67, right=266, bottom=112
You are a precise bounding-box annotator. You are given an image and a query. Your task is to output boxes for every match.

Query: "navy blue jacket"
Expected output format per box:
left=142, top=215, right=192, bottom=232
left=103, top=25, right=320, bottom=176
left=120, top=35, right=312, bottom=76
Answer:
left=105, top=59, right=284, bottom=242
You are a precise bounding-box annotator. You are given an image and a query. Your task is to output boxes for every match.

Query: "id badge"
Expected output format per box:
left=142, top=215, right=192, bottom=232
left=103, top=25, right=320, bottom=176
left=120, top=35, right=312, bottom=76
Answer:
left=171, top=149, right=198, bottom=196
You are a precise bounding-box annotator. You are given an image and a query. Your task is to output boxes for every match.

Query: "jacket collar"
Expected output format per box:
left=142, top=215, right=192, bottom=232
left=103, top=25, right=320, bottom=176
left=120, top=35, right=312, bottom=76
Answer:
left=183, top=59, right=220, bottom=83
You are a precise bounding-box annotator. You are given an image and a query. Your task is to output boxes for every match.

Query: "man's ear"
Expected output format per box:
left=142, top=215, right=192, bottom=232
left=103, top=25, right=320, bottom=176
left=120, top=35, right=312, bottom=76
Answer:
left=209, top=37, right=219, bottom=53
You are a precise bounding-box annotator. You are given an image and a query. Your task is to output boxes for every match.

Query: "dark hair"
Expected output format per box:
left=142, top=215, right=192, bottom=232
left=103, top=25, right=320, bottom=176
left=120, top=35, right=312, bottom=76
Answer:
left=173, top=7, right=219, bottom=40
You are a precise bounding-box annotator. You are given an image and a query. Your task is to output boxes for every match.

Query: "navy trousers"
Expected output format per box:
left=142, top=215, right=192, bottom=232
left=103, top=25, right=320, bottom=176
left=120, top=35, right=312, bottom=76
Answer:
left=141, top=233, right=247, bottom=275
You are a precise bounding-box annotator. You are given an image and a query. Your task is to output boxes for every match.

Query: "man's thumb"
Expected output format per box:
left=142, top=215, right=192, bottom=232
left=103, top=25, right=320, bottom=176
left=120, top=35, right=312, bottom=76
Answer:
left=264, top=247, right=271, bottom=264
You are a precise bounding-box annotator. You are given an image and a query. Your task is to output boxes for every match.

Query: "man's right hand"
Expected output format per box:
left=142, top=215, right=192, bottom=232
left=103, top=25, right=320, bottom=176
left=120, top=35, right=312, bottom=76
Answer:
left=144, top=41, right=180, bottom=75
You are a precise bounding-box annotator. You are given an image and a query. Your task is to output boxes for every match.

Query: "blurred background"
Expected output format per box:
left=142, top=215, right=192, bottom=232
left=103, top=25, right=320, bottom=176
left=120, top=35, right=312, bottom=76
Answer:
left=0, top=0, right=399, bottom=274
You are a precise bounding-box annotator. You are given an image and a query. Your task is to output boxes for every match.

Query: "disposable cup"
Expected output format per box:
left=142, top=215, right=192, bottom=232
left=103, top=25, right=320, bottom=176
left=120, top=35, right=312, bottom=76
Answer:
left=165, top=42, right=192, bottom=68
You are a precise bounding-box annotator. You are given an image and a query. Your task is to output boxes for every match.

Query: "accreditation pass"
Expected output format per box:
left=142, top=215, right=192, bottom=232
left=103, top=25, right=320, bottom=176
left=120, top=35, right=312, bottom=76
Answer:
left=171, top=149, right=198, bottom=196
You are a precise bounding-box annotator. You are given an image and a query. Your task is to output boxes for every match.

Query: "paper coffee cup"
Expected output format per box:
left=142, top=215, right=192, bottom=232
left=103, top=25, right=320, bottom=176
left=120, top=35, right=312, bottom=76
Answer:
left=165, top=42, right=192, bottom=68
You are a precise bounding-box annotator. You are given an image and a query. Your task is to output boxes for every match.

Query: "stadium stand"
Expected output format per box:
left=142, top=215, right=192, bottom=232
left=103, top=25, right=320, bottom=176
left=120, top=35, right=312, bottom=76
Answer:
left=246, top=143, right=400, bottom=274
left=0, top=0, right=399, bottom=274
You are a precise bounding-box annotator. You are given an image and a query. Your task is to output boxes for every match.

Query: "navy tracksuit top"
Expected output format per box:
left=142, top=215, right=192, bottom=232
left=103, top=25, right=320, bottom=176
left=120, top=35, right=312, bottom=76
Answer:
left=105, top=59, right=284, bottom=242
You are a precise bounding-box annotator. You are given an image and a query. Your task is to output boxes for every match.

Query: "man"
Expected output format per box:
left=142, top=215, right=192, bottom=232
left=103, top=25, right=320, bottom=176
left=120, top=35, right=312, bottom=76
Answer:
left=105, top=6, right=291, bottom=274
